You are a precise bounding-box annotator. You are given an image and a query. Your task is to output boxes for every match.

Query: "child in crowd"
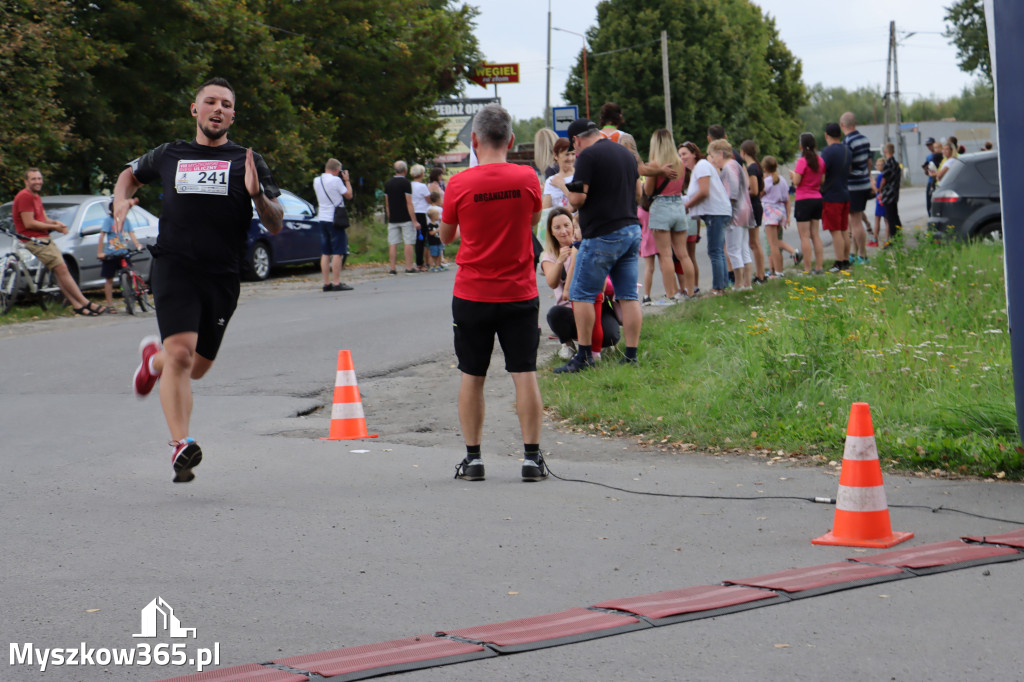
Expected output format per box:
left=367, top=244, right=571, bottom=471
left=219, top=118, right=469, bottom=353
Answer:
left=425, top=206, right=446, bottom=271
left=760, top=156, right=799, bottom=277
left=97, top=210, right=142, bottom=310
left=708, top=139, right=754, bottom=290
left=871, top=157, right=885, bottom=247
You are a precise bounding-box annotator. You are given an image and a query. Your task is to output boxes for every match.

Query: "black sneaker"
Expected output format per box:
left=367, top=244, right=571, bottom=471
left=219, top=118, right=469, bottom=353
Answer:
left=521, top=454, right=548, bottom=482
left=454, top=457, right=485, bottom=481
left=170, top=438, right=203, bottom=483
left=333, top=282, right=354, bottom=291
left=619, top=355, right=638, bottom=366
left=828, top=261, right=842, bottom=273
left=553, top=355, right=595, bottom=374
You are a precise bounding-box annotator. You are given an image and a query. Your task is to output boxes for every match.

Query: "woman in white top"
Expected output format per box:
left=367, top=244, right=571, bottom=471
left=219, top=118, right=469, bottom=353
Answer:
left=409, top=164, right=432, bottom=271
left=540, top=207, right=619, bottom=359
left=680, top=141, right=732, bottom=294
left=644, top=129, right=695, bottom=301
left=542, top=138, right=575, bottom=209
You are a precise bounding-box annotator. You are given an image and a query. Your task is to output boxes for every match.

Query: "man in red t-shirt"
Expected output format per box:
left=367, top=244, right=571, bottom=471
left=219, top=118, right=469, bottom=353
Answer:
left=11, top=168, right=111, bottom=315
left=440, top=103, right=546, bottom=482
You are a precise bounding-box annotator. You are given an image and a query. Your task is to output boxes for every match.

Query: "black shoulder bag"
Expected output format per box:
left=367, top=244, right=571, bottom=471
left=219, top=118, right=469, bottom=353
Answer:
left=640, top=177, right=671, bottom=211
left=319, top=176, right=350, bottom=229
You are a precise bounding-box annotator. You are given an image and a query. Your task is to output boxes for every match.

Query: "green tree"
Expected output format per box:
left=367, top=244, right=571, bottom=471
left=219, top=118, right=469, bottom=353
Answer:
left=2, top=0, right=480, bottom=216
left=512, top=116, right=546, bottom=148
left=953, top=80, right=996, bottom=121
left=0, top=0, right=93, bottom=199
left=797, top=85, right=883, bottom=150
left=897, top=80, right=994, bottom=123
left=562, top=0, right=805, bottom=163
left=267, top=0, right=481, bottom=212
left=944, top=0, right=991, bottom=84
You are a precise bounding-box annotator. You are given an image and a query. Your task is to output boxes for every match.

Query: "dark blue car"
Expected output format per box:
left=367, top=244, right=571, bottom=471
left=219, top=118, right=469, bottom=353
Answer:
left=244, top=189, right=323, bottom=280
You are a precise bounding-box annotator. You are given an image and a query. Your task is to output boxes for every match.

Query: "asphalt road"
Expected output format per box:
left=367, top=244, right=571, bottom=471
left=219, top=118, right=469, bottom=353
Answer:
left=2, top=187, right=1022, bottom=681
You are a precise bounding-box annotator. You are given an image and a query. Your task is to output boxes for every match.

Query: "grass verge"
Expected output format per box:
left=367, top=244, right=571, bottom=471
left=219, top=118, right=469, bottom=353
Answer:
left=540, top=238, right=1022, bottom=480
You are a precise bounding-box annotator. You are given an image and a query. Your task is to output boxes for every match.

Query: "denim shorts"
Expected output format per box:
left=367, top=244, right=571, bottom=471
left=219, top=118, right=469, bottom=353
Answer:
left=429, top=244, right=443, bottom=257
left=648, top=195, right=692, bottom=233
left=320, top=221, right=348, bottom=255
left=568, top=224, right=641, bottom=303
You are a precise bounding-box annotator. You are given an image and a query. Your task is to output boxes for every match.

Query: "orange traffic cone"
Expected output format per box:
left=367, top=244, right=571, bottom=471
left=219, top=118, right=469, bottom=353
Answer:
left=321, top=350, right=378, bottom=440
left=812, top=402, right=913, bottom=548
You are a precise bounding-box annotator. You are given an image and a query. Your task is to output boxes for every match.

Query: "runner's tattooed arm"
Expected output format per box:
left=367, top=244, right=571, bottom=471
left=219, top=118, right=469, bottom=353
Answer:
left=247, top=147, right=283, bottom=234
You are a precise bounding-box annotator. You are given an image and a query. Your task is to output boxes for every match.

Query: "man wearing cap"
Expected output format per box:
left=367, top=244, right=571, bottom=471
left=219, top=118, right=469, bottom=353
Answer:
left=822, top=122, right=852, bottom=272
left=922, top=137, right=943, bottom=215
left=554, top=118, right=642, bottom=373
left=840, top=112, right=871, bottom=264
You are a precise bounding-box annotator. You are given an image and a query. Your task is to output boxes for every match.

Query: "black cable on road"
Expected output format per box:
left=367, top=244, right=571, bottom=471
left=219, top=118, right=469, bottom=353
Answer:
left=546, top=465, right=1024, bottom=526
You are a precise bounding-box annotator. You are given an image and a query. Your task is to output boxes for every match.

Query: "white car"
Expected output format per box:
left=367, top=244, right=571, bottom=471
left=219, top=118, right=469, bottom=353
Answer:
left=0, top=195, right=160, bottom=290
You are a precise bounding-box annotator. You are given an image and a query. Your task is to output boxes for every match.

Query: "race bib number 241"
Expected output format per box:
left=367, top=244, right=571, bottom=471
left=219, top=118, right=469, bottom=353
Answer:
left=175, top=160, right=232, bottom=195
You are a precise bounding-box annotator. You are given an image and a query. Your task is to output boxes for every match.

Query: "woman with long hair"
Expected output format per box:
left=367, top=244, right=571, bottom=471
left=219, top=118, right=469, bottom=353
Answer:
left=645, top=129, right=695, bottom=301
left=540, top=208, right=618, bottom=359
left=681, top=140, right=732, bottom=294
left=542, top=138, right=575, bottom=209
left=740, top=140, right=766, bottom=283
left=428, top=166, right=445, bottom=205
left=761, top=155, right=799, bottom=277
left=534, top=128, right=559, bottom=180
left=709, top=139, right=754, bottom=290
left=935, top=139, right=959, bottom=183
left=791, top=133, right=825, bottom=275
left=409, top=163, right=432, bottom=271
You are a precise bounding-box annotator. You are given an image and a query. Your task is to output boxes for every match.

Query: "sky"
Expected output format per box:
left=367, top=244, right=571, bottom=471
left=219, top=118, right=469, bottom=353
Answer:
left=467, top=0, right=979, bottom=122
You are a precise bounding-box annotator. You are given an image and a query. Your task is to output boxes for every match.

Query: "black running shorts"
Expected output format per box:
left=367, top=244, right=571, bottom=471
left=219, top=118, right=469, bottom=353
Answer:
left=794, top=198, right=823, bottom=223
left=151, top=258, right=240, bottom=361
left=452, top=296, right=540, bottom=376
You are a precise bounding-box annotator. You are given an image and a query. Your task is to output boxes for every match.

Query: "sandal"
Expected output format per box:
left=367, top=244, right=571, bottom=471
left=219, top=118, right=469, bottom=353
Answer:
left=73, top=302, right=114, bottom=316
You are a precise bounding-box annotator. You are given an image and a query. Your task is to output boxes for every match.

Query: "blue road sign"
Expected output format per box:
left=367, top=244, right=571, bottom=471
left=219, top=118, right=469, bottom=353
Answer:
left=552, top=106, right=579, bottom=137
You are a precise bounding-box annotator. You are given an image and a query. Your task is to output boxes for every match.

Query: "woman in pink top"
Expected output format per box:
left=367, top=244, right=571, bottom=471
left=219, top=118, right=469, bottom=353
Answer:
left=644, top=129, right=695, bottom=301
left=790, top=132, right=825, bottom=274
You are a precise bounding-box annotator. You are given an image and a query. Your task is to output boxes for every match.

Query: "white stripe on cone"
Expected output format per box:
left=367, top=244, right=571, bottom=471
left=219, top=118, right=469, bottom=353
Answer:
left=335, top=369, right=358, bottom=386
left=331, top=402, right=366, bottom=420
left=842, top=434, right=879, bottom=461
left=835, top=484, right=889, bottom=513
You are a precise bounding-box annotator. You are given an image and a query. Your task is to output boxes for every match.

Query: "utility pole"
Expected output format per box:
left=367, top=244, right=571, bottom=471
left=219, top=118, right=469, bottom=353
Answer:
left=545, top=0, right=551, bottom=125
left=661, top=31, right=671, bottom=132
left=892, top=25, right=907, bottom=174
left=883, top=20, right=908, bottom=175
left=883, top=20, right=894, bottom=147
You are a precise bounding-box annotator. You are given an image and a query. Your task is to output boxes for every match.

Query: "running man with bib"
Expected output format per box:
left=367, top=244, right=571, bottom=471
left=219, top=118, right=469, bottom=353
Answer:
left=111, top=77, right=284, bottom=482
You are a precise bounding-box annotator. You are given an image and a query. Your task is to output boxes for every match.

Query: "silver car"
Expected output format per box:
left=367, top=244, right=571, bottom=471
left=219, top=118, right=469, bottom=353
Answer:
left=0, top=195, right=159, bottom=290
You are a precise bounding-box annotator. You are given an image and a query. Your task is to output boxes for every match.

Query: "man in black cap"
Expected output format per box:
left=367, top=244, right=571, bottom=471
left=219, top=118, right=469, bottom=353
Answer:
left=553, top=118, right=642, bottom=373
left=922, top=137, right=943, bottom=215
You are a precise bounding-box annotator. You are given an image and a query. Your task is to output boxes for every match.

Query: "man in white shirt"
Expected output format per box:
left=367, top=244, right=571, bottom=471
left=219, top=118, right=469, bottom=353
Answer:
left=313, top=158, right=354, bottom=291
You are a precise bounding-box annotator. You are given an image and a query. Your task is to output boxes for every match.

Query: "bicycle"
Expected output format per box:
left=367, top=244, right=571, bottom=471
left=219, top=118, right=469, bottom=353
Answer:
left=0, top=229, right=65, bottom=314
left=107, top=249, right=154, bottom=315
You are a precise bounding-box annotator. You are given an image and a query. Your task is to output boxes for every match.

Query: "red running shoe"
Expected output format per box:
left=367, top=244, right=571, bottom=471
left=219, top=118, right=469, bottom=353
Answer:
left=133, top=335, right=162, bottom=397
left=170, top=437, right=203, bottom=483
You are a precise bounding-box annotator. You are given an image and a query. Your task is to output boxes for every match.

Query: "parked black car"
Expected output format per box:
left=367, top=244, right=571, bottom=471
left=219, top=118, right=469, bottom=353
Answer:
left=928, top=151, right=1002, bottom=242
left=244, top=189, right=323, bottom=280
